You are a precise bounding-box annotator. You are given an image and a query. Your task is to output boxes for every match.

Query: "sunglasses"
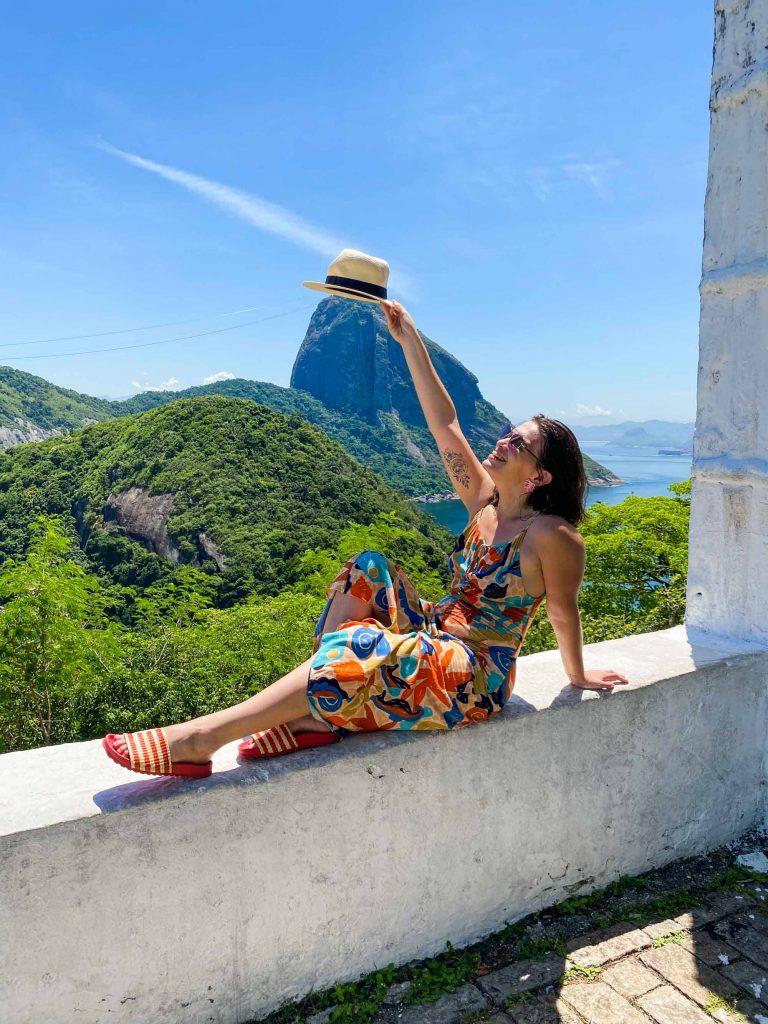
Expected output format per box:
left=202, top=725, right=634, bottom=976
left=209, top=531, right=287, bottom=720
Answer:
left=498, top=429, right=546, bottom=469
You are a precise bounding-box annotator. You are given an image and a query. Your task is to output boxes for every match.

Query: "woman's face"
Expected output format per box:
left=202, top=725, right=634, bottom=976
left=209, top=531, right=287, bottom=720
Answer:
left=482, top=420, right=546, bottom=487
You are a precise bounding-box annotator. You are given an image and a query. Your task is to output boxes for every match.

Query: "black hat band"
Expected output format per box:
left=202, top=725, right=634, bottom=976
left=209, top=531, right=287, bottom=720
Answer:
left=325, top=275, right=387, bottom=300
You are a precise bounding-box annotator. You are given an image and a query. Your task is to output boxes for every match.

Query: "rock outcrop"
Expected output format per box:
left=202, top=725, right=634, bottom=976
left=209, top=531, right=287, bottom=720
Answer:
left=101, top=488, right=228, bottom=570
left=0, top=418, right=60, bottom=449
left=103, top=488, right=180, bottom=562
left=290, top=298, right=621, bottom=488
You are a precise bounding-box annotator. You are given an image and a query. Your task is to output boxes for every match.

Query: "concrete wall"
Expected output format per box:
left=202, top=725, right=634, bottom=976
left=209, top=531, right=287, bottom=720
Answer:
left=3, top=626, right=767, bottom=1024
left=687, top=0, right=768, bottom=644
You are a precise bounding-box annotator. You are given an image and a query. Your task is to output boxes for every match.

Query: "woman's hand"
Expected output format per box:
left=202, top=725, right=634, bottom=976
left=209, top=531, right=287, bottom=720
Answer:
left=380, top=300, right=420, bottom=347
left=570, top=669, right=629, bottom=691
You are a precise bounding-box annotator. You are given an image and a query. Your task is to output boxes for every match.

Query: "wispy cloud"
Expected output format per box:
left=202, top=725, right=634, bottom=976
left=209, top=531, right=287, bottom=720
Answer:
left=203, top=370, right=235, bottom=384
left=97, top=143, right=416, bottom=299
left=98, top=143, right=345, bottom=257
left=131, top=376, right=182, bottom=392
left=528, top=155, right=621, bottom=203
left=575, top=404, right=613, bottom=417
left=526, top=168, right=550, bottom=203
left=561, top=156, right=621, bottom=200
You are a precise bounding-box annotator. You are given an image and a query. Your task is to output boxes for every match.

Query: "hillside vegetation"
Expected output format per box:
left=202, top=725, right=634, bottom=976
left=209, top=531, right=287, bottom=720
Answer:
left=0, top=366, right=112, bottom=432
left=0, top=396, right=450, bottom=606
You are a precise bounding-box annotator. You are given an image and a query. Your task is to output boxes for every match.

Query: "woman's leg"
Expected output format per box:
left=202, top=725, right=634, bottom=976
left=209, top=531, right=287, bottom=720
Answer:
left=112, top=657, right=318, bottom=764
left=111, top=590, right=380, bottom=761
left=287, top=589, right=378, bottom=734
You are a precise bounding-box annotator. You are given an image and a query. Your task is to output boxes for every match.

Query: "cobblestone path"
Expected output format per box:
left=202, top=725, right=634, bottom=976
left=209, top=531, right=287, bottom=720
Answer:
left=306, top=882, right=768, bottom=1024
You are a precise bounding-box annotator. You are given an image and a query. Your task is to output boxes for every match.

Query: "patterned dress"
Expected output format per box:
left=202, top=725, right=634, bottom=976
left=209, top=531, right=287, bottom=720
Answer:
left=306, top=507, right=546, bottom=733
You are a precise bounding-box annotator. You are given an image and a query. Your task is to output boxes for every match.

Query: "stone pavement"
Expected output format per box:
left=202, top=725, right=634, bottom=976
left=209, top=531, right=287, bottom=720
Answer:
left=365, top=885, right=768, bottom=1024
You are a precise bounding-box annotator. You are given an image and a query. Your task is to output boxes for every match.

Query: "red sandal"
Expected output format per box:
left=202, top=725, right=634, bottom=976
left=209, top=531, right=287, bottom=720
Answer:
left=102, top=728, right=213, bottom=779
left=238, top=723, right=340, bottom=759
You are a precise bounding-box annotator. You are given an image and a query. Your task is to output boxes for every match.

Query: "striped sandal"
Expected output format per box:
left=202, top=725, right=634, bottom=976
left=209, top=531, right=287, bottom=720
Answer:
left=102, top=728, right=213, bottom=779
left=238, top=723, right=340, bottom=759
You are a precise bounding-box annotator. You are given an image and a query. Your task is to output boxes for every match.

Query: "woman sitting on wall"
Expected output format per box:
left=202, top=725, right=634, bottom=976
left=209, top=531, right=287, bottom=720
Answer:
left=103, top=253, right=628, bottom=778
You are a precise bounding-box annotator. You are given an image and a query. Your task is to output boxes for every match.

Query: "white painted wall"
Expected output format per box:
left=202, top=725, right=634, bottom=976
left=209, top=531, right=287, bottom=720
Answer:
left=687, top=0, right=768, bottom=644
left=2, top=627, right=767, bottom=1024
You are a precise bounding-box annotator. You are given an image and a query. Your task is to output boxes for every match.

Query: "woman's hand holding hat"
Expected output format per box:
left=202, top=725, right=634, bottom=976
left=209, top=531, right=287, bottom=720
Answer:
left=380, top=300, right=419, bottom=347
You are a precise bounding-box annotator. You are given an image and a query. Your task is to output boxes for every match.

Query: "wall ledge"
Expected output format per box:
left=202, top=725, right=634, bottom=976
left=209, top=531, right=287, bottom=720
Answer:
left=1, top=624, right=766, bottom=842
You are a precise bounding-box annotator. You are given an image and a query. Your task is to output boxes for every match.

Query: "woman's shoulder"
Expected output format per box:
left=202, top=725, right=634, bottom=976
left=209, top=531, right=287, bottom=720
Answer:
left=528, top=513, right=584, bottom=548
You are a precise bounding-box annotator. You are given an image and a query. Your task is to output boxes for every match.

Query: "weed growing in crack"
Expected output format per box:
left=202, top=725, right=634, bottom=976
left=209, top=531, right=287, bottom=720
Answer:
left=561, top=964, right=601, bottom=983
left=651, top=930, right=687, bottom=948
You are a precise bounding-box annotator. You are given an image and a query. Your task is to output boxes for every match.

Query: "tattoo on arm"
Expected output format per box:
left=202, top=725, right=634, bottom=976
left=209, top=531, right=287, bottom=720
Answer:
left=442, top=448, right=471, bottom=489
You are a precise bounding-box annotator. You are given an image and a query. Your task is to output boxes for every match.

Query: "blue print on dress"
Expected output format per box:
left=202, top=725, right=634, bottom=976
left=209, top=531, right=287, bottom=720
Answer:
left=397, top=578, right=427, bottom=628
left=308, top=674, right=348, bottom=714
left=444, top=701, right=466, bottom=729
left=488, top=645, right=516, bottom=678
left=350, top=626, right=382, bottom=659
left=419, top=634, right=436, bottom=656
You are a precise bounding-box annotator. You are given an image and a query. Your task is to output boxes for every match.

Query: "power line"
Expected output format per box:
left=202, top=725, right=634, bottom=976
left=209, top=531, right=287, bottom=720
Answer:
left=0, top=304, right=265, bottom=349
left=3, top=305, right=315, bottom=360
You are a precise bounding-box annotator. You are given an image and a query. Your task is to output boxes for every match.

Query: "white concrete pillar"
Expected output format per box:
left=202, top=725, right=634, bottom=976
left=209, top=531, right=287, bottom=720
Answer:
left=687, top=0, right=768, bottom=644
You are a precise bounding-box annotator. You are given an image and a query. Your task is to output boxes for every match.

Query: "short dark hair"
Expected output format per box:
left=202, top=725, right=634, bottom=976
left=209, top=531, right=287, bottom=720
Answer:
left=528, top=414, right=587, bottom=525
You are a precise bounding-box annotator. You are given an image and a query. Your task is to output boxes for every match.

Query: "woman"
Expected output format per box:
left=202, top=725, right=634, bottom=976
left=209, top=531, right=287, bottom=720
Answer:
left=103, top=301, right=628, bottom=779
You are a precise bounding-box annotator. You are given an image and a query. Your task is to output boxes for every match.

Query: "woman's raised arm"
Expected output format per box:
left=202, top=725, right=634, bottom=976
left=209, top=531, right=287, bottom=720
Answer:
left=380, top=301, right=494, bottom=514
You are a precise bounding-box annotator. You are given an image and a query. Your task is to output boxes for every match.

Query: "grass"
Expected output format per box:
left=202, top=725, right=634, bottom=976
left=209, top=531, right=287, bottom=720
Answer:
left=515, top=936, right=567, bottom=961
left=553, top=874, right=647, bottom=919
left=622, top=889, right=699, bottom=928
left=458, top=1011, right=489, bottom=1024
left=706, top=866, right=768, bottom=893
left=704, top=992, right=743, bottom=1018
left=404, top=943, right=480, bottom=1006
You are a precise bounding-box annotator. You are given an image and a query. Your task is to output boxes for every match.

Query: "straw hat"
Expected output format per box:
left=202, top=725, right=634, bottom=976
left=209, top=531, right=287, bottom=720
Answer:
left=303, top=248, right=389, bottom=304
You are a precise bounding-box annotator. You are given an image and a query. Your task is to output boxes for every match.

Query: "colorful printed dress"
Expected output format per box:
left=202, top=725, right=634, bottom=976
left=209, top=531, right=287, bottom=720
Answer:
left=306, top=507, right=545, bottom=732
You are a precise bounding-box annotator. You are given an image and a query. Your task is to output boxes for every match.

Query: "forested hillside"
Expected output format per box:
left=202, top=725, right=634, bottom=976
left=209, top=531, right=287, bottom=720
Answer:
left=0, top=396, right=450, bottom=606
left=0, top=366, right=113, bottom=447
left=112, top=376, right=618, bottom=495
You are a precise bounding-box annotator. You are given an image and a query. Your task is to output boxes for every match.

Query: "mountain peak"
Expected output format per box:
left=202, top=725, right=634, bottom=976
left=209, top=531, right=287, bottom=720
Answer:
left=290, top=298, right=483, bottom=429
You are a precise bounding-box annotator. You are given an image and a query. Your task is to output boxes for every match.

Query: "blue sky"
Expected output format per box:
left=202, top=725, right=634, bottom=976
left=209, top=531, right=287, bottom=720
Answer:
left=0, top=2, right=712, bottom=423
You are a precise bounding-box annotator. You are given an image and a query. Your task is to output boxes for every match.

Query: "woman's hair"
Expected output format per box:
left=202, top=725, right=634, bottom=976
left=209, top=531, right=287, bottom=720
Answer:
left=490, top=414, right=588, bottom=525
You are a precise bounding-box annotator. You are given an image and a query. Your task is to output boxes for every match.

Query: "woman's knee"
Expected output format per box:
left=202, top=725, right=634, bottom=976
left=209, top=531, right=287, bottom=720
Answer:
left=352, top=550, right=390, bottom=579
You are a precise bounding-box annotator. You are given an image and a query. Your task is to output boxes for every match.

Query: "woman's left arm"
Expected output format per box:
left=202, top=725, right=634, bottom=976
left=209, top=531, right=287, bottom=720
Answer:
left=538, top=523, right=629, bottom=691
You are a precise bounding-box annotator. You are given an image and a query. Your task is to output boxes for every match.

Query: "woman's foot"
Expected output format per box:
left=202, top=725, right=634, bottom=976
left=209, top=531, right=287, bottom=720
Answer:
left=108, top=716, right=333, bottom=764
left=109, top=723, right=214, bottom=766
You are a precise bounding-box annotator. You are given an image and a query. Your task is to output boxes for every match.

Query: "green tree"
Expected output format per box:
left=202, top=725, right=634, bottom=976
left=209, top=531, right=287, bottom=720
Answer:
left=523, top=481, right=691, bottom=655
left=0, top=517, right=122, bottom=751
left=133, top=565, right=219, bottom=629
left=293, top=511, right=446, bottom=602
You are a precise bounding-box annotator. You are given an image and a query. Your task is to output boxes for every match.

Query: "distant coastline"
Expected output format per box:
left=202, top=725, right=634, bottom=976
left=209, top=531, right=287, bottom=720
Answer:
left=412, top=475, right=625, bottom=504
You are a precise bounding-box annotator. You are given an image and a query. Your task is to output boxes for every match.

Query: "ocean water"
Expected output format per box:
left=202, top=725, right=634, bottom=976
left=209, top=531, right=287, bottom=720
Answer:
left=420, top=445, right=693, bottom=535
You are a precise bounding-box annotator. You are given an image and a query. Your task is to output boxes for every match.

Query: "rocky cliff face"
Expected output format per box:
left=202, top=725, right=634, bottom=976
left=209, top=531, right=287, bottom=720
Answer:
left=290, top=298, right=499, bottom=435
left=103, top=488, right=181, bottom=563
left=101, top=487, right=227, bottom=569
left=0, top=418, right=61, bottom=449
